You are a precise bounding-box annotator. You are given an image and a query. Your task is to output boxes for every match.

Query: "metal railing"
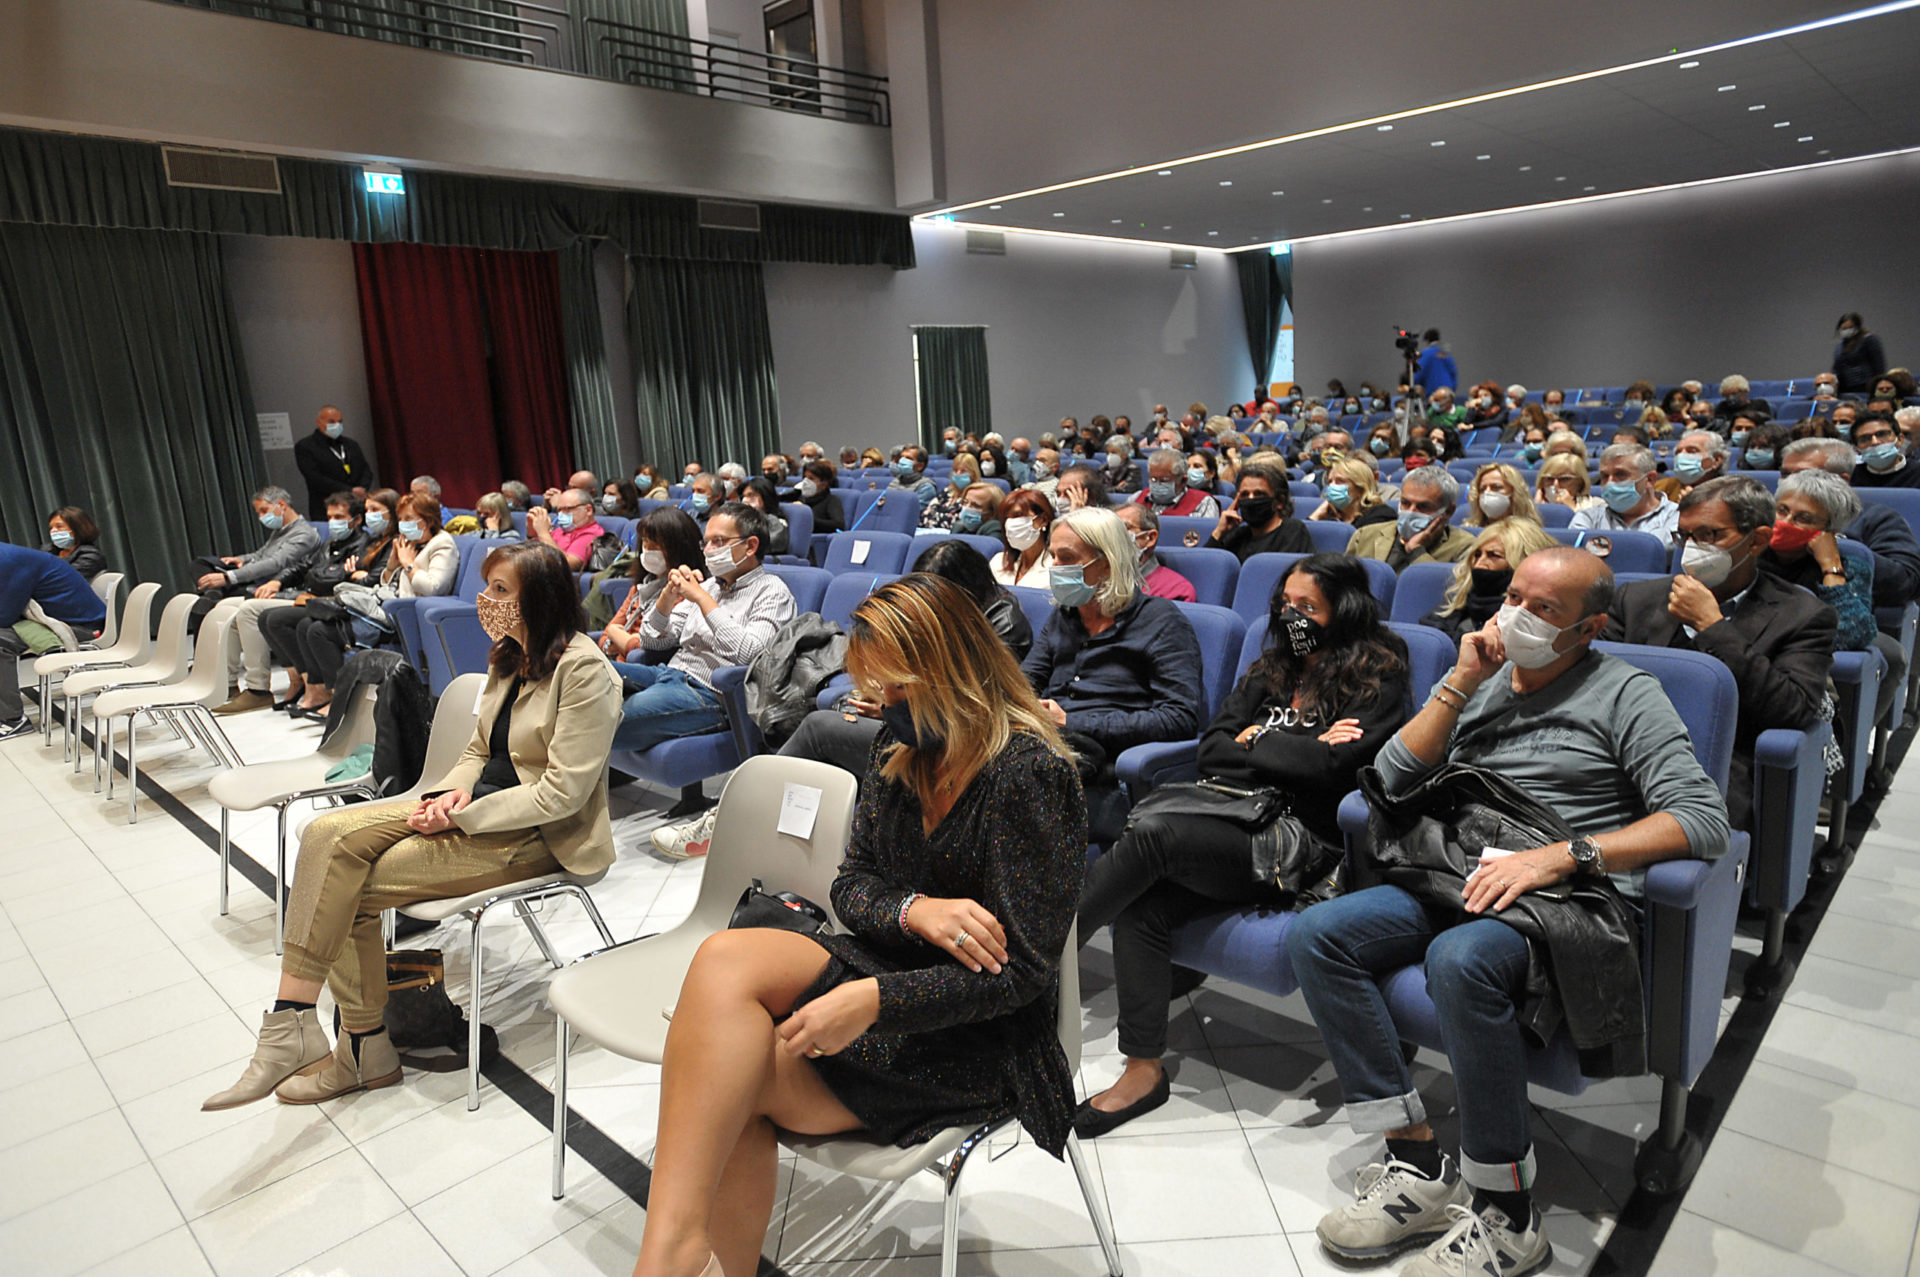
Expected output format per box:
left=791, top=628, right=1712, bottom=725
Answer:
left=155, top=0, right=889, bottom=123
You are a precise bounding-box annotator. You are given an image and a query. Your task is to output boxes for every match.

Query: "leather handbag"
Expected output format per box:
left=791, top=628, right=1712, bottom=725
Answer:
left=382, top=948, right=499, bottom=1072
left=728, top=878, right=831, bottom=936
left=1124, top=778, right=1341, bottom=903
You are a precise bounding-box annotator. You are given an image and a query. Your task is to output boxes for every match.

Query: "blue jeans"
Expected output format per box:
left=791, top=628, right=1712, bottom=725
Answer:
left=1287, top=885, right=1537, bottom=1194
left=611, top=663, right=725, bottom=752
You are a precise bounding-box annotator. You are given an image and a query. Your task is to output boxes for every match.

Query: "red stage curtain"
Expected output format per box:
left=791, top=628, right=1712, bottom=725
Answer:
left=354, top=242, right=572, bottom=508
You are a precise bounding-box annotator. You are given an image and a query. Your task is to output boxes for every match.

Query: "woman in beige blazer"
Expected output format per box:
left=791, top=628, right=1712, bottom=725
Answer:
left=204, top=542, right=622, bottom=1110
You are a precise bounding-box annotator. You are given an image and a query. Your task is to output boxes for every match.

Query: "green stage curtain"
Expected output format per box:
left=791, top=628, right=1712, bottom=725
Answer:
left=0, top=223, right=266, bottom=596
left=559, top=241, right=623, bottom=484
left=0, top=126, right=915, bottom=268
left=626, top=257, right=780, bottom=478
left=1236, top=251, right=1283, bottom=392
left=913, top=326, right=991, bottom=448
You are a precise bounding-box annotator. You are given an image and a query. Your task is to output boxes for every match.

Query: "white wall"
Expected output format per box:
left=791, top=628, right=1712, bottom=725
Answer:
left=1290, top=151, right=1920, bottom=394
left=763, top=224, right=1247, bottom=460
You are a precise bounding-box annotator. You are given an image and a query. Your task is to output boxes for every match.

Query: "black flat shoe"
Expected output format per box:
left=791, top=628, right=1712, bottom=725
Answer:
left=272, top=694, right=305, bottom=712
left=1072, top=1071, right=1170, bottom=1139
left=293, top=707, right=331, bottom=723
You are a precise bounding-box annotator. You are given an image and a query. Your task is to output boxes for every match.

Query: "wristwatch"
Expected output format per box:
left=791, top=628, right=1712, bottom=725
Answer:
left=1566, top=834, right=1605, bottom=877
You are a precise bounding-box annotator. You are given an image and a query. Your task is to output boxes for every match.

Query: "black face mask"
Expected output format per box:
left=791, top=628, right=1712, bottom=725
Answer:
left=880, top=698, right=942, bottom=753
left=1239, top=496, right=1277, bottom=526
left=1469, top=567, right=1513, bottom=598
left=1277, top=607, right=1325, bottom=656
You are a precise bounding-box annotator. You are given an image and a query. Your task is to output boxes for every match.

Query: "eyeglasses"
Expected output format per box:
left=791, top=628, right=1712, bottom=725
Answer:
left=702, top=536, right=743, bottom=551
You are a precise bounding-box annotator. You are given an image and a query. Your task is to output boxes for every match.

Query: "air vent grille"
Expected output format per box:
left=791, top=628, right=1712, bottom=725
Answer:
left=162, top=146, right=282, bottom=194
left=697, top=198, right=762, bottom=232
left=965, top=229, right=1006, bottom=255
left=1169, top=248, right=1198, bottom=270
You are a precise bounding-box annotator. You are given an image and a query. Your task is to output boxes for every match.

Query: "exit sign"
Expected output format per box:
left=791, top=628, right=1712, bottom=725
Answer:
left=363, top=168, right=405, bottom=195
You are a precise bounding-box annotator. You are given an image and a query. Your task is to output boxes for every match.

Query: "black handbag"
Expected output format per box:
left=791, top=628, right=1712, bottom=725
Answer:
left=1124, top=779, right=1341, bottom=903
left=728, top=879, right=832, bottom=936
left=381, top=948, right=500, bottom=1072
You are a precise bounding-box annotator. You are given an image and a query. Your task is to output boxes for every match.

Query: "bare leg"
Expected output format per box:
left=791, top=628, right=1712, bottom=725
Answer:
left=276, top=973, right=325, bottom=1004
left=635, top=930, right=864, bottom=1277
left=299, top=683, right=332, bottom=710
left=282, top=668, right=305, bottom=698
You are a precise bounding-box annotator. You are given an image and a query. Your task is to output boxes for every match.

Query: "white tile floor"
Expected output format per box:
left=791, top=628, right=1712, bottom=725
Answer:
left=2, top=693, right=1917, bottom=1275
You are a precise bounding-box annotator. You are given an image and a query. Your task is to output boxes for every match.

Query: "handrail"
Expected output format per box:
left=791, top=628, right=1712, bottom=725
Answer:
left=153, top=0, right=889, bottom=125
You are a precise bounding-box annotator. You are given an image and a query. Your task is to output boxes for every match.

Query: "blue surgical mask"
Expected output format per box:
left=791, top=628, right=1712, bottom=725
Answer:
left=50, top=529, right=73, bottom=549
left=1673, top=454, right=1705, bottom=481
left=956, top=507, right=984, bottom=532
left=1601, top=480, right=1643, bottom=514
left=398, top=519, right=422, bottom=541
left=323, top=421, right=344, bottom=440
left=1836, top=420, right=1854, bottom=438
left=1743, top=449, right=1775, bottom=469
left=943, top=440, right=958, bottom=455
left=1186, top=467, right=1208, bottom=487
left=259, top=510, right=283, bottom=531
left=1864, top=442, right=1904, bottom=472
left=690, top=493, right=710, bottom=514
left=553, top=509, right=574, bottom=531
left=365, top=511, right=389, bottom=536
left=1522, top=442, right=1544, bottom=461
left=952, top=473, right=972, bottom=490
left=1148, top=478, right=1179, bottom=505
left=880, top=697, right=942, bottom=752
left=1049, top=564, right=1098, bottom=607
left=894, top=459, right=916, bottom=479
left=1371, top=438, right=1391, bottom=456
left=1325, top=483, right=1352, bottom=509
left=1731, top=430, right=1749, bottom=447
left=328, top=518, right=352, bottom=541
left=1396, top=509, right=1433, bottom=541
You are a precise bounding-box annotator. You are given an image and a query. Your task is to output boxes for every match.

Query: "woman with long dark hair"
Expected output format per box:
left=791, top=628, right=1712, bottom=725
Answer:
left=1833, top=312, right=1888, bottom=396
left=601, top=507, right=704, bottom=662
left=203, top=542, right=621, bottom=1109
left=42, top=506, right=106, bottom=580
left=1073, top=553, right=1409, bottom=1135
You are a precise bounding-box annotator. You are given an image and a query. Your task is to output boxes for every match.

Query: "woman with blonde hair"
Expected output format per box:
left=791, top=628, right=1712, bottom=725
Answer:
left=1309, top=456, right=1396, bottom=528
left=1541, top=430, right=1588, bottom=464
left=633, top=574, right=1085, bottom=1277
left=1635, top=404, right=1673, bottom=440
left=919, top=453, right=982, bottom=530
left=1534, top=452, right=1601, bottom=512
left=1463, top=462, right=1538, bottom=528
left=1419, top=520, right=1557, bottom=642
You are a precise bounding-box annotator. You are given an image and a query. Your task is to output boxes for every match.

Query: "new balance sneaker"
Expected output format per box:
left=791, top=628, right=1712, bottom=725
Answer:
left=1316, top=1154, right=1470, bottom=1261
left=651, top=807, right=718, bottom=860
left=1399, top=1201, right=1552, bottom=1277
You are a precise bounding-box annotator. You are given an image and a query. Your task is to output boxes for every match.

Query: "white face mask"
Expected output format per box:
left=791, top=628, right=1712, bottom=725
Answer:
left=704, top=542, right=741, bottom=578
left=1005, top=517, right=1041, bottom=551
left=981, top=459, right=996, bottom=477
left=1680, top=539, right=1747, bottom=590
left=640, top=548, right=667, bottom=577
left=602, top=495, right=621, bottom=512
left=1479, top=492, right=1511, bottom=520
left=1496, top=602, right=1586, bottom=670
left=798, top=477, right=819, bottom=499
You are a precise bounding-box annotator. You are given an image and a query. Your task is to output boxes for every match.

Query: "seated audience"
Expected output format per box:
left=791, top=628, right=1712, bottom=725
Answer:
left=1366, top=423, right=1400, bottom=460
left=1635, top=405, right=1673, bottom=440
left=782, top=460, right=846, bottom=535
left=1572, top=444, right=1680, bottom=543
left=529, top=487, right=606, bottom=570
left=633, top=573, right=1082, bottom=1277
left=1829, top=400, right=1861, bottom=441
left=1541, top=430, right=1587, bottom=465
left=858, top=447, right=885, bottom=470
left=601, top=479, right=642, bottom=519
left=993, top=491, right=1055, bottom=588
left=1461, top=381, right=1508, bottom=432
left=0, top=542, right=107, bottom=739
left=611, top=503, right=795, bottom=753
left=1075, top=554, right=1409, bottom=1135
left=952, top=480, right=1006, bottom=538
left=43, top=506, right=107, bottom=581
left=1424, top=386, right=1467, bottom=430
left=1737, top=422, right=1787, bottom=470
left=1512, top=405, right=1553, bottom=448
left=1420, top=520, right=1558, bottom=643
left=634, top=466, right=671, bottom=501
left=1290, top=547, right=1728, bottom=1275
left=1655, top=430, right=1731, bottom=501
left=1055, top=464, right=1110, bottom=514
left=1660, top=387, right=1695, bottom=420
left=890, top=446, right=939, bottom=511
left=1207, top=461, right=1312, bottom=560
left=474, top=492, right=524, bottom=540
left=1136, top=448, right=1222, bottom=519
left=920, top=455, right=983, bottom=531
left=601, top=507, right=707, bottom=666
left=1104, top=437, right=1142, bottom=494
left=686, top=473, right=723, bottom=521
left=1310, top=457, right=1397, bottom=529
left=716, top=463, right=749, bottom=500
left=1115, top=503, right=1197, bottom=602
left=186, top=485, right=322, bottom=626
left=1713, top=375, right=1771, bottom=426
left=1849, top=412, right=1920, bottom=489
left=1762, top=469, right=1877, bottom=652
left=1781, top=439, right=1920, bottom=610
left=410, top=474, right=444, bottom=503
left=1603, top=476, right=1835, bottom=826
left=1350, top=466, right=1474, bottom=570
left=1462, top=463, right=1536, bottom=529
left=1024, top=507, right=1203, bottom=843
left=500, top=480, right=534, bottom=511
left=203, top=542, right=621, bottom=1110
left=738, top=477, right=791, bottom=556
left=760, top=454, right=790, bottom=486
left=1185, top=450, right=1223, bottom=498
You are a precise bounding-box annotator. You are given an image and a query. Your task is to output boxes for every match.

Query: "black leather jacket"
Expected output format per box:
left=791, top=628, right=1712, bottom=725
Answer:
left=1357, top=763, right=1647, bottom=1079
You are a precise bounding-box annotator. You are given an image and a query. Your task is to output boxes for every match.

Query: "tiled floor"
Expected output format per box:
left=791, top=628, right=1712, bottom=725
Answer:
left=1, top=693, right=1916, bottom=1275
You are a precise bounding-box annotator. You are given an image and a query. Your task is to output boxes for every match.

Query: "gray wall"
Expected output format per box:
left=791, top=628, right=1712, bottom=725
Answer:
left=221, top=235, right=381, bottom=504
left=1292, top=151, right=1920, bottom=394
left=764, top=225, right=1246, bottom=461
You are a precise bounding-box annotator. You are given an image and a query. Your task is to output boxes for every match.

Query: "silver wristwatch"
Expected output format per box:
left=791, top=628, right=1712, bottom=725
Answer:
left=1567, top=834, right=1605, bottom=877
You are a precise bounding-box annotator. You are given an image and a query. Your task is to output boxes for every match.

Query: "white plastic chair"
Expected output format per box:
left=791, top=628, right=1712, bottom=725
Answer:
left=90, top=603, right=246, bottom=823
left=208, top=682, right=383, bottom=945
left=548, top=756, right=859, bottom=1189
left=776, top=922, right=1121, bottom=1277
left=34, top=580, right=159, bottom=756
left=63, top=593, right=201, bottom=790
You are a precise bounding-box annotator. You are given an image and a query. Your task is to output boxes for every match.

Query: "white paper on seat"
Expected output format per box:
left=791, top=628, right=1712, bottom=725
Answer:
left=778, top=783, right=823, bottom=839
left=851, top=540, right=871, bottom=565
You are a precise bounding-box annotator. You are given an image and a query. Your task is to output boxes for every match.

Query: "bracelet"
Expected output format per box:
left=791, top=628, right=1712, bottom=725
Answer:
left=898, top=892, right=924, bottom=939
left=1431, top=686, right=1466, bottom=712
left=1440, top=676, right=1474, bottom=704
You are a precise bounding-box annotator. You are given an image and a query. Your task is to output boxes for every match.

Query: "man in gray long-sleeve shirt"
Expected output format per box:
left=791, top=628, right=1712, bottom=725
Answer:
left=186, top=486, right=323, bottom=635
left=1286, top=547, right=1729, bottom=1275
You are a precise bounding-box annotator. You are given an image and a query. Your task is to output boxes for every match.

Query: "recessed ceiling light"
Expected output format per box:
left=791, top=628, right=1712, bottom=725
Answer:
left=1430, top=140, right=1446, bottom=147
left=1270, top=190, right=1285, bottom=196
left=1156, top=170, right=1172, bottom=176
left=1377, top=125, right=1394, bottom=132
left=1818, top=149, right=1830, bottom=155
left=1679, top=60, right=1700, bottom=68
left=1321, top=198, right=1333, bottom=204
left=1773, top=121, right=1791, bottom=127
left=1161, top=224, right=1172, bottom=229
left=1207, top=231, right=1219, bottom=236
left=1519, top=165, right=1532, bottom=171
left=989, top=204, right=1002, bottom=210
left=1400, top=213, right=1412, bottom=220
left=1718, top=84, right=1736, bottom=92
left=1363, top=206, right=1373, bottom=211
left=1799, top=135, right=1814, bottom=142
left=1219, top=180, right=1233, bottom=186
left=1476, top=154, right=1491, bottom=160
left=1555, top=176, right=1567, bottom=181
left=1747, top=104, right=1766, bottom=111
left=1052, top=212, right=1064, bottom=218
left=1583, top=185, right=1596, bottom=191
left=1111, top=218, right=1123, bottom=224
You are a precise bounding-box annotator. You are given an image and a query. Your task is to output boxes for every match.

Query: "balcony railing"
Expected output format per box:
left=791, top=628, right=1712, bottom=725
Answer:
left=156, top=0, right=890, bottom=125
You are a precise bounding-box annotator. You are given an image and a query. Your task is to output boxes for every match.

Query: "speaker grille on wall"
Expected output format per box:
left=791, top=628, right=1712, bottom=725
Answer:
left=697, top=198, right=762, bottom=232
left=161, top=146, right=282, bottom=194
left=965, top=230, right=1006, bottom=255
left=1169, top=249, right=1198, bottom=270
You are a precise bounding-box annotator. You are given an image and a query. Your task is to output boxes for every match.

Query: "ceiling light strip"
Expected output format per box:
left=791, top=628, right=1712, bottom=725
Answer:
left=917, top=0, right=1920, bottom=218
left=921, top=221, right=1232, bottom=255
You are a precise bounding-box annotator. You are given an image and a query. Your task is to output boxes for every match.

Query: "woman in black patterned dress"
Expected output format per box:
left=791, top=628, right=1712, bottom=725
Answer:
left=634, top=573, right=1086, bottom=1277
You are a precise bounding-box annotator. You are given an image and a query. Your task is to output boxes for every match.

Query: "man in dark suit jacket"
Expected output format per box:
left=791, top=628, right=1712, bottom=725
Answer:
left=1603, top=476, right=1836, bottom=829
left=293, top=405, right=375, bottom=518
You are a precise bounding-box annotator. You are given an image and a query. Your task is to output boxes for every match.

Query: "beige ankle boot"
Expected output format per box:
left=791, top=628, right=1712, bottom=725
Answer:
left=202, top=1007, right=330, bottom=1111
left=276, top=1028, right=403, bottom=1104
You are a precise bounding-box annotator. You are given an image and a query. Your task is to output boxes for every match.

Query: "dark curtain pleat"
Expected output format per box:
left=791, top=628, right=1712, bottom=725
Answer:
left=1235, top=251, right=1281, bottom=391
left=0, top=223, right=264, bottom=596
left=475, top=248, right=575, bottom=492
left=913, top=326, right=991, bottom=448
left=171, top=0, right=532, bottom=62
left=0, top=126, right=916, bottom=269
left=573, top=0, right=695, bottom=88
left=559, top=241, right=623, bottom=483
left=626, top=257, right=780, bottom=478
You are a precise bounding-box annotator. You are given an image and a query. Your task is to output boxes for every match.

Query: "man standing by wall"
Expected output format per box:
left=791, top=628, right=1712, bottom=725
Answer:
left=293, top=405, right=374, bottom=518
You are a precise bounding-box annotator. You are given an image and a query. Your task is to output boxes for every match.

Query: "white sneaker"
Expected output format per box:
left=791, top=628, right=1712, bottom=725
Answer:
left=0, top=717, right=33, bottom=743
left=651, top=807, right=717, bottom=860
left=1317, top=1155, right=1470, bottom=1261
left=1399, top=1201, right=1552, bottom=1277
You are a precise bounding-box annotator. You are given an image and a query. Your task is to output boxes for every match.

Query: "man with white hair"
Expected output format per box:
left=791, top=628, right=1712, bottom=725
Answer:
left=1134, top=448, right=1221, bottom=519
left=1505, top=384, right=1528, bottom=413
left=1350, top=466, right=1473, bottom=570
left=1712, top=375, right=1772, bottom=426
left=1572, top=444, right=1681, bottom=543
left=796, top=441, right=825, bottom=467
left=1656, top=430, right=1731, bottom=501
left=1425, top=386, right=1467, bottom=430
left=715, top=461, right=749, bottom=499
left=1895, top=406, right=1920, bottom=451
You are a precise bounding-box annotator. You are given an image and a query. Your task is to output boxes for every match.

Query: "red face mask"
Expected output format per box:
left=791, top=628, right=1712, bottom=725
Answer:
left=1770, top=521, right=1822, bottom=553
left=1404, top=455, right=1431, bottom=469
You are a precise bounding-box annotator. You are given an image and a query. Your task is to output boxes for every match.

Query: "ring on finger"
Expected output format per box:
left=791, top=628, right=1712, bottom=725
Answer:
left=808, top=1046, right=824, bottom=1057
left=954, top=931, right=971, bottom=947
